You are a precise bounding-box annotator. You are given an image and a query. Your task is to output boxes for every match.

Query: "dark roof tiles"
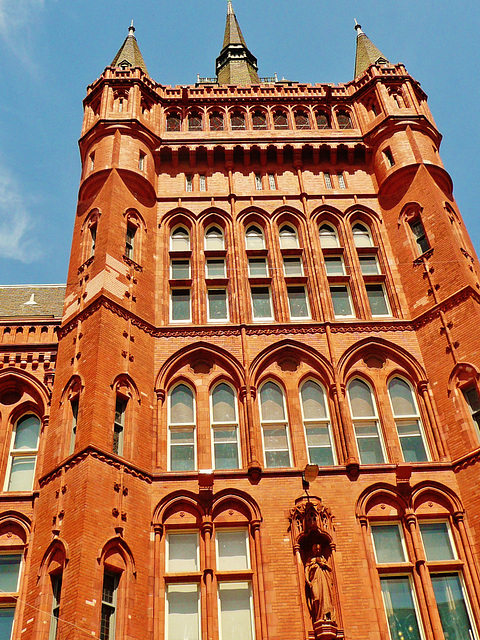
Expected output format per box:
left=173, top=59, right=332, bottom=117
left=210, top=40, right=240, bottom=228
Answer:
left=0, top=286, right=65, bottom=318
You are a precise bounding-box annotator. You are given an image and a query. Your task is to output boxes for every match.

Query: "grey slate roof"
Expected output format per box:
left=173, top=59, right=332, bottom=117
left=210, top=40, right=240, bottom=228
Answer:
left=354, top=24, right=389, bottom=78
left=111, top=25, right=148, bottom=74
left=0, top=285, right=66, bottom=318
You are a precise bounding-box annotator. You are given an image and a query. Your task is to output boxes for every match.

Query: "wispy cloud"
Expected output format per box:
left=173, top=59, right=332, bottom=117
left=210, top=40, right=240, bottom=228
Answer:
left=0, top=163, right=41, bottom=263
left=0, top=0, right=46, bottom=68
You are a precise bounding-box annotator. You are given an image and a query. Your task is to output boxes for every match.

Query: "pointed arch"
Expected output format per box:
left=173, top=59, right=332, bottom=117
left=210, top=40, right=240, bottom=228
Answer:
left=111, top=373, right=141, bottom=404
left=153, top=490, right=206, bottom=527
left=411, top=481, right=464, bottom=515
left=237, top=206, right=271, bottom=227
left=59, top=374, right=84, bottom=405
left=344, top=204, right=382, bottom=223
left=0, top=511, right=31, bottom=544
left=39, top=537, right=70, bottom=576
left=161, top=207, right=197, bottom=228
left=356, top=483, right=409, bottom=519
left=0, top=368, right=50, bottom=411
left=199, top=207, right=232, bottom=228
left=124, top=207, right=147, bottom=232
left=97, top=536, right=137, bottom=577
left=448, top=362, right=480, bottom=394
left=212, top=489, right=262, bottom=523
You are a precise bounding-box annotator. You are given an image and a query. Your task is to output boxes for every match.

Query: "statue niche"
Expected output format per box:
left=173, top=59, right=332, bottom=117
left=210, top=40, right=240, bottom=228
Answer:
left=289, top=497, right=341, bottom=640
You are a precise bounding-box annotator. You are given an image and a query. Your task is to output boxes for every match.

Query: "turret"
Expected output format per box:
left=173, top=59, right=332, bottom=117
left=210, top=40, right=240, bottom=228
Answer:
left=216, top=1, right=260, bottom=84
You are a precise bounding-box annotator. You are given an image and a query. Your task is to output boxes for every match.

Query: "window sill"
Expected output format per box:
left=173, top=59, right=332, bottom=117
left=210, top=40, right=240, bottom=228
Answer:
left=280, top=247, right=303, bottom=256
left=246, top=249, right=268, bottom=258
left=206, top=279, right=228, bottom=287
left=169, top=250, right=192, bottom=259
left=169, top=279, right=193, bottom=287
left=205, top=250, right=227, bottom=259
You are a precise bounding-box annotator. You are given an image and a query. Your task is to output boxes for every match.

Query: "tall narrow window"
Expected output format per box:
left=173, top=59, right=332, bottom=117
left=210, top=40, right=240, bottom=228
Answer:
left=211, top=384, right=240, bottom=469
left=171, top=290, right=191, bottom=322
left=0, top=609, right=15, bottom=640
left=279, top=225, right=299, bottom=249
left=89, top=152, right=95, bottom=171
left=409, top=219, right=430, bottom=256
left=205, top=226, right=224, bottom=251
left=199, top=175, right=206, bottom=192
left=49, top=574, right=62, bottom=640
left=380, top=577, right=422, bottom=640
left=348, top=379, right=385, bottom=464
left=169, top=385, right=196, bottom=471
left=383, top=147, right=395, bottom=167
left=90, top=223, right=97, bottom=258
left=210, top=111, right=224, bottom=131
left=69, top=398, right=79, bottom=455
left=462, top=385, right=480, bottom=433
left=113, top=397, right=127, bottom=456
left=300, top=380, right=335, bottom=465
left=171, top=227, right=190, bottom=252
left=0, top=553, right=21, bottom=640
left=287, top=286, right=310, bottom=319
left=125, top=223, right=136, bottom=260
left=100, top=571, right=119, bottom=640
left=255, top=174, right=263, bottom=190
left=246, top=226, right=265, bottom=250
left=319, top=224, right=339, bottom=248
left=259, top=382, right=291, bottom=468
left=185, top=175, right=193, bottom=192
left=138, top=151, right=146, bottom=171
left=6, top=414, right=41, bottom=492
left=352, top=223, right=373, bottom=248
left=323, top=172, right=332, bottom=189
left=337, top=173, right=346, bottom=189
left=268, top=173, right=277, bottom=190
left=388, top=378, right=428, bottom=462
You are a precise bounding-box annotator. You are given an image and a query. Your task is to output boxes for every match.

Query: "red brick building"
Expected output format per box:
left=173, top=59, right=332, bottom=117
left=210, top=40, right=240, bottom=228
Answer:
left=2, top=4, right=480, bottom=639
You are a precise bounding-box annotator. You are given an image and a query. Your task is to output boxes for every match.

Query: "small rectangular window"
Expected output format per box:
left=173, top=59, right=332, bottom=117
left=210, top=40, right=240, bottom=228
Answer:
left=171, top=260, right=191, bottom=280
left=359, top=255, right=380, bottom=275
left=330, top=285, right=353, bottom=317
left=216, top=530, right=249, bottom=571
left=383, top=147, right=395, bottom=167
left=324, top=257, right=345, bottom=276
left=371, top=525, right=406, bottom=563
left=248, top=258, right=268, bottom=278
left=366, top=284, right=390, bottom=317
left=49, top=574, right=62, bottom=640
left=199, top=175, right=207, bottom=192
left=324, top=172, right=332, bottom=189
left=166, top=584, right=200, bottom=640
left=431, top=574, right=476, bottom=640
left=380, top=577, right=422, bottom=640
left=462, top=386, right=480, bottom=431
left=206, top=259, right=226, bottom=279
left=268, top=174, right=276, bottom=190
left=0, top=555, right=22, bottom=593
left=218, top=582, right=254, bottom=640
left=287, top=286, right=310, bottom=319
left=283, top=257, right=303, bottom=277
left=138, top=151, right=146, bottom=171
left=207, top=289, right=228, bottom=322
left=337, top=173, right=346, bottom=189
left=113, top=398, right=126, bottom=456
left=185, top=175, right=193, bottom=192
left=169, top=429, right=196, bottom=471
left=251, top=287, right=273, bottom=320
left=100, top=571, right=119, bottom=640
left=419, top=523, right=455, bottom=562
left=263, top=426, right=291, bottom=468
left=166, top=533, right=199, bottom=573
left=255, top=174, right=263, bottom=190
left=171, top=289, right=191, bottom=322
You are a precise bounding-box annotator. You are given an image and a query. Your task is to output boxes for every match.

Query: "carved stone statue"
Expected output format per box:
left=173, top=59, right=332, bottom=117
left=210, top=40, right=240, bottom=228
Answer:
left=305, top=543, right=336, bottom=624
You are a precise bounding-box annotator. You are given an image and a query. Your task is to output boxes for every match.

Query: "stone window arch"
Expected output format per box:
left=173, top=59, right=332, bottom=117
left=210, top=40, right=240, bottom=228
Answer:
left=294, top=110, right=310, bottom=130
left=279, top=223, right=299, bottom=250
left=336, top=110, right=353, bottom=129
left=315, top=111, right=331, bottom=129
left=245, top=225, right=265, bottom=251
left=170, top=225, right=191, bottom=252
left=188, top=111, right=203, bottom=132
left=273, top=109, right=289, bottom=130
left=251, top=109, right=267, bottom=130
left=205, top=225, right=225, bottom=251
left=230, top=109, right=246, bottom=130
left=209, top=110, right=224, bottom=131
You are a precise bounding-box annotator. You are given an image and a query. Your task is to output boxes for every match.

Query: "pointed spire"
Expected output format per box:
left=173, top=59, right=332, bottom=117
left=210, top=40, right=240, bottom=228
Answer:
left=216, top=1, right=260, bottom=85
left=354, top=20, right=389, bottom=78
left=111, top=22, right=148, bottom=75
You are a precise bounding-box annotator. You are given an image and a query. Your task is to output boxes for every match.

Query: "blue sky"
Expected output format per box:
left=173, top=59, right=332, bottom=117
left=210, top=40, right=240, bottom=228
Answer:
left=0, top=0, right=478, bottom=285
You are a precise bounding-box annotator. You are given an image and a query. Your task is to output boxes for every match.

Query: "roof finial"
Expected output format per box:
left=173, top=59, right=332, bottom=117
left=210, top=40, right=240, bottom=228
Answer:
left=128, top=20, right=135, bottom=36
left=227, top=1, right=234, bottom=16
left=354, top=19, right=363, bottom=35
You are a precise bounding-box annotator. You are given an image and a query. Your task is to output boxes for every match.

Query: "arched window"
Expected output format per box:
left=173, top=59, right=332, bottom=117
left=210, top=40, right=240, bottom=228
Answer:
left=89, top=221, right=97, bottom=258
left=209, top=111, right=224, bottom=131
left=166, top=113, right=181, bottom=132
left=273, top=111, right=289, bottom=130
left=211, top=383, right=240, bottom=469
left=347, top=379, right=385, bottom=464
left=252, top=110, right=267, bottom=130
left=259, top=382, right=291, bottom=468
left=231, top=110, right=246, bottom=130
left=171, top=227, right=190, bottom=252
left=168, top=385, right=196, bottom=471
left=113, top=396, right=127, bottom=457
left=205, top=226, right=224, bottom=251
left=279, top=224, right=299, bottom=249
left=125, top=221, right=137, bottom=260
left=316, top=111, right=330, bottom=129
left=319, top=224, right=339, bottom=248
left=245, top=225, right=265, bottom=250
left=5, top=414, right=41, bottom=492
left=188, top=111, right=203, bottom=131
left=300, top=380, right=335, bottom=465
left=294, top=111, right=310, bottom=129
left=388, top=378, right=428, bottom=462
left=352, top=222, right=373, bottom=248
left=337, top=111, right=353, bottom=129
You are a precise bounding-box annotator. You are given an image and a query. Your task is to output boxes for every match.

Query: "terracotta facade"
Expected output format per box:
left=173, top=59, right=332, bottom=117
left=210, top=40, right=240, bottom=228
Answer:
left=2, top=9, right=480, bottom=640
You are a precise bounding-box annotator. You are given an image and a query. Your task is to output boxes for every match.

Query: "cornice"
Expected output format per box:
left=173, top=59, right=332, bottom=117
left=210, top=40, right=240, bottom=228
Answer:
left=412, top=286, right=480, bottom=329
left=452, top=447, right=480, bottom=473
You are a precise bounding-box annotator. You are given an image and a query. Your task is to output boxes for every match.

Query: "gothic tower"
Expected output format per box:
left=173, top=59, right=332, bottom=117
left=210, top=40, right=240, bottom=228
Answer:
left=2, top=5, right=480, bottom=640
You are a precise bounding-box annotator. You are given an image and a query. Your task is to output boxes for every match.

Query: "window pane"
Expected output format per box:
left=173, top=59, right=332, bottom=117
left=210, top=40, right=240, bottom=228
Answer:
left=214, top=439, right=239, bottom=470
left=431, top=574, right=474, bottom=640
left=359, top=255, right=379, bottom=275
left=171, top=290, right=191, bottom=321
left=389, top=379, right=416, bottom=416
left=420, top=523, right=455, bottom=561
left=279, top=226, right=298, bottom=249
left=171, top=261, right=190, bottom=279
left=381, top=577, right=422, bottom=640
left=367, top=285, right=389, bottom=316
left=8, top=456, right=35, bottom=491
left=324, top=257, right=344, bottom=275
left=248, top=258, right=267, bottom=277
left=397, top=421, right=428, bottom=462
left=371, top=526, right=405, bottom=563
left=265, top=449, right=291, bottom=468
left=283, top=257, right=303, bottom=277
left=352, top=224, right=372, bottom=247
left=260, top=382, right=285, bottom=420
left=171, top=385, right=194, bottom=424
left=246, top=227, right=264, bottom=250
left=206, top=227, right=224, bottom=251
left=355, top=424, right=385, bottom=464
left=207, top=259, right=226, bottom=278
left=349, top=380, right=375, bottom=417
left=301, top=381, right=328, bottom=420
left=0, top=555, right=21, bottom=592
left=170, top=441, right=195, bottom=471
left=288, top=287, right=309, bottom=318
left=0, top=609, right=15, bottom=640
left=171, top=228, right=190, bottom=251
left=212, top=384, right=236, bottom=423
left=319, top=225, right=338, bottom=248
left=217, top=531, right=249, bottom=571
left=13, top=415, right=40, bottom=450
left=218, top=582, right=253, bottom=640
left=208, top=289, right=228, bottom=321
left=263, top=427, right=290, bottom=468
left=306, top=426, right=334, bottom=466
left=167, top=584, right=199, bottom=640
left=168, top=533, right=199, bottom=572
left=251, top=288, right=272, bottom=319
left=330, top=286, right=352, bottom=317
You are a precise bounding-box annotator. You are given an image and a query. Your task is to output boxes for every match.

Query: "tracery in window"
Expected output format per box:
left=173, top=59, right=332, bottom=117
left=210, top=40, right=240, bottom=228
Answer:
left=319, top=224, right=339, bottom=249
left=171, top=227, right=190, bottom=252
left=205, top=226, right=224, bottom=251
left=245, top=226, right=265, bottom=251
left=352, top=222, right=373, bottom=248
left=279, top=224, right=299, bottom=249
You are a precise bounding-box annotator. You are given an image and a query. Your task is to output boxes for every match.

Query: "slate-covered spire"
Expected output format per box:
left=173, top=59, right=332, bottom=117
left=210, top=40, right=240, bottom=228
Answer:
left=111, top=22, right=148, bottom=74
left=354, top=21, right=389, bottom=78
left=216, top=1, right=260, bottom=85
